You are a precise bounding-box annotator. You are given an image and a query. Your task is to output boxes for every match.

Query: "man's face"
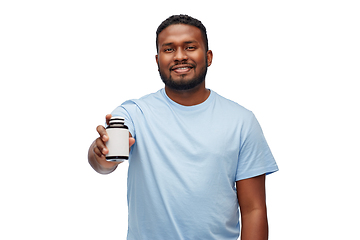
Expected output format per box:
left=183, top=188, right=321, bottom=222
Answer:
left=156, top=24, right=213, bottom=91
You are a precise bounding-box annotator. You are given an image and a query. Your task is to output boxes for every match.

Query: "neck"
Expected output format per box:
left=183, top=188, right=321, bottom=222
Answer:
left=164, top=82, right=210, bottom=106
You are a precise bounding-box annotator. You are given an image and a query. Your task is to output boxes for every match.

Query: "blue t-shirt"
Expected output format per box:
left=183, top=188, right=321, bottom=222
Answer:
left=111, top=88, right=278, bottom=240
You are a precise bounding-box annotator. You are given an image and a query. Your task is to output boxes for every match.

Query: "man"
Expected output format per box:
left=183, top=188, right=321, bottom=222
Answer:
left=88, top=14, right=278, bottom=240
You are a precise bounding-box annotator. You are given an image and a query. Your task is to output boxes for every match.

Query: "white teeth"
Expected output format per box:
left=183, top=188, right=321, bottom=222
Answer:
left=177, top=67, right=188, bottom=70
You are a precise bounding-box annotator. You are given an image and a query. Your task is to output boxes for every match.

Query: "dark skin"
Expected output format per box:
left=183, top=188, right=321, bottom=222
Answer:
left=156, top=24, right=213, bottom=106
left=237, top=174, right=268, bottom=240
left=88, top=24, right=269, bottom=239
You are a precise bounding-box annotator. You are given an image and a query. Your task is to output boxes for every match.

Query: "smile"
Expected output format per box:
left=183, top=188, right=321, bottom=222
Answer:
left=171, top=64, right=194, bottom=74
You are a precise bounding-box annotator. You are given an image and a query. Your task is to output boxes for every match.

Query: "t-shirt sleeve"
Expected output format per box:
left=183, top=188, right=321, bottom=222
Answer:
left=235, top=112, right=278, bottom=181
left=110, top=101, right=136, bottom=138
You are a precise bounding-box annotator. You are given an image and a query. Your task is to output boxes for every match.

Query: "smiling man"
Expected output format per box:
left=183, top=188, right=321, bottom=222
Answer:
left=88, top=15, right=278, bottom=240
left=156, top=21, right=213, bottom=107
left=157, top=23, right=212, bottom=93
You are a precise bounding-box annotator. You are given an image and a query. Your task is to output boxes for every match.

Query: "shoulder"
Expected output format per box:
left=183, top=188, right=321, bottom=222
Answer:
left=119, top=89, right=165, bottom=110
left=211, top=90, right=254, bottom=120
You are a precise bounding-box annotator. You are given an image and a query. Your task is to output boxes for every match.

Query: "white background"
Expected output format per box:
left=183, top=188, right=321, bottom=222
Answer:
left=1, top=0, right=359, bottom=239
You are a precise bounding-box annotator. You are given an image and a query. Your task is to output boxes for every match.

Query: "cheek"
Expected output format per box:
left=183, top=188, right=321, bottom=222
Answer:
left=158, top=63, right=169, bottom=74
left=157, top=60, right=170, bottom=76
left=191, top=52, right=207, bottom=66
left=157, top=56, right=171, bottom=69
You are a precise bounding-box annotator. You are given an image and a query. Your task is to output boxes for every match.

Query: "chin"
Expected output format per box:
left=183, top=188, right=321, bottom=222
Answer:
left=160, top=68, right=207, bottom=91
left=163, top=77, right=205, bottom=91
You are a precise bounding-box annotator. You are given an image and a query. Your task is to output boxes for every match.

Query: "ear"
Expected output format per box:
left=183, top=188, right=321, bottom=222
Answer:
left=155, top=55, right=159, bottom=71
left=206, top=50, right=213, bottom=67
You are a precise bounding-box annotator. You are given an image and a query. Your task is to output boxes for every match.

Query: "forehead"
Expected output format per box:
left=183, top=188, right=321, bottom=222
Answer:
left=157, top=24, right=204, bottom=47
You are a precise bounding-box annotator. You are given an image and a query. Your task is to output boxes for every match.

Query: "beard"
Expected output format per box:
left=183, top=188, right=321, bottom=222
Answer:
left=158, top=61, right=208, bottom=91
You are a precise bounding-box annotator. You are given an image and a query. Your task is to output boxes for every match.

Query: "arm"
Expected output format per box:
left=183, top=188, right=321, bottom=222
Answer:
left=88, top=114, right=135, bottom=174
left=236, top=174, right=268, bottom=240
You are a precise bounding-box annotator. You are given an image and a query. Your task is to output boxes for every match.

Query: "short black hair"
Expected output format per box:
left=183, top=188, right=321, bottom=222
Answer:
left=156, top=14, right=209, bottom=53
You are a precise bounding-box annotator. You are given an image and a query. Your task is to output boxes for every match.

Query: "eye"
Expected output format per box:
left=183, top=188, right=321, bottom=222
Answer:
left=186, top=46, right=196, bottom=50
left=164, top=48, right=174, bottom=53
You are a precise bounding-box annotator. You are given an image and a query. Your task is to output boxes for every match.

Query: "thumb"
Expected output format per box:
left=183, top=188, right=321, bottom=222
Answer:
left=129, top=137, right=135, bottom=148
left=105, top=114, right=112, bottom=125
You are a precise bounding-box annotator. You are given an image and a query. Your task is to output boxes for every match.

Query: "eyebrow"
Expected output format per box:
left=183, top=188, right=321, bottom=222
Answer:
left=161, top=42, right=173, bottom=47
left=161, top=40, right=199, bottom=47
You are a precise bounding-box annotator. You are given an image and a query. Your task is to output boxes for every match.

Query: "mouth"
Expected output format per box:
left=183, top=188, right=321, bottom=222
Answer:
left=170, top=64, right=194, bottom=74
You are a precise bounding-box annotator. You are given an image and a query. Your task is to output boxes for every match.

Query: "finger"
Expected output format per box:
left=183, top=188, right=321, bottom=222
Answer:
left=94, top=149, right=107, bottom=163
left=93, top=143, right=104, bottom=158
left=96, top=125, right=108, bottom=142
left=95, top=137, right=109, bottom=155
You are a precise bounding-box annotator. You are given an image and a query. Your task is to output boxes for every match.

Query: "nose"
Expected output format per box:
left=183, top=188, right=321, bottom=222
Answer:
left=174, top=47, right=188, bottom=62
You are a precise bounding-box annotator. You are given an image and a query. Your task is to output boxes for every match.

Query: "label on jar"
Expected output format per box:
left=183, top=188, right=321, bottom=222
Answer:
left=105, top=128, right=129, bottom=161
